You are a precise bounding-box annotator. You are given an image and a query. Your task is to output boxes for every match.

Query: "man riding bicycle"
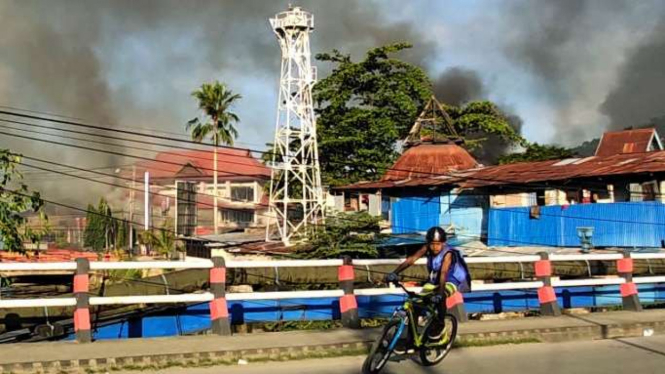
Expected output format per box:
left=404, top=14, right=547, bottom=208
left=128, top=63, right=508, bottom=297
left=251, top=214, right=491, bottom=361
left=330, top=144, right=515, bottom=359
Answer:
left=384, top=226, right=470, bottom=341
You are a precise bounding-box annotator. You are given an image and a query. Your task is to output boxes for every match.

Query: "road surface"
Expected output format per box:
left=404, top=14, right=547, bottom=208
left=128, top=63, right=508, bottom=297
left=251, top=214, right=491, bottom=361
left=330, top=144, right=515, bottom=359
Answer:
left=122, top=335, right=665, bottom=374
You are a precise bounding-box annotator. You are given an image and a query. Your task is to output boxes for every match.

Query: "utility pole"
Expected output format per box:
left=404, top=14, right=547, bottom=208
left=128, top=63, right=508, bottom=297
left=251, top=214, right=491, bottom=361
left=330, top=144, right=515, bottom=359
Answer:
left=144, top=171, right=150, bottom=231
left=128, top=165, right=135, bottom=250
left=213, top=131, right=219, bottom=235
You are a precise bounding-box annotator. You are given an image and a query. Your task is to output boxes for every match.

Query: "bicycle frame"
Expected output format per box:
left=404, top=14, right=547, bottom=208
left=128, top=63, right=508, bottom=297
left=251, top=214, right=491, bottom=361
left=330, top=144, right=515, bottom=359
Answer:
left=387, top=283, right=438, bottom=351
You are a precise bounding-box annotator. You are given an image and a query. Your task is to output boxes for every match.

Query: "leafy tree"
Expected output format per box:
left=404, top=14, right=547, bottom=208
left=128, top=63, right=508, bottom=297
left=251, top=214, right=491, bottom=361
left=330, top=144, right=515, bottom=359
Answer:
left=0, top=150, right=45, bottom=253
left=293, top=212, right=383, bottom=259
left=445, top=101, right=525, bottom=151
left=84, top=198, right=116, bottom=253
left=498, top=143, right=576, bottom=164
left=187, top=80, right=241, bottom=235
left=314, top=43, right=524, bottom=185
left=139, top=222, right=178, bottom=259
left=313, top=43, right=432, bottom=186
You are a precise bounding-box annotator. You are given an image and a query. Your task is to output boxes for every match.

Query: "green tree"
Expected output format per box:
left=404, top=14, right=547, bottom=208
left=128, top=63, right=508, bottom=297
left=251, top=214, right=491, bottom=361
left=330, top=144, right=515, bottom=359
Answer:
left=446, top=101, right=525, bottom=152
left=498, top=143, right=576, bottom=164
left=294, top=212, right=383, bottom=259
left=313, top=43, right=432, bottom=186
left=84, top=198, right=115, bottom=253
left=314, top=43, right=524, bottom=185
left=0, top=151, right=45, bottom=253
left=186, top=81, right=241, bottom=235
left=139, top=222, right=178, bottom=259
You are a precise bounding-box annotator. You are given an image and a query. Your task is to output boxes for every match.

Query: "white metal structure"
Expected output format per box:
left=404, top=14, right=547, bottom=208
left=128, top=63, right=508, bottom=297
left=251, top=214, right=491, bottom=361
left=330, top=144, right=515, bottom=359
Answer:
left=266, top=6, right=325, bottom=246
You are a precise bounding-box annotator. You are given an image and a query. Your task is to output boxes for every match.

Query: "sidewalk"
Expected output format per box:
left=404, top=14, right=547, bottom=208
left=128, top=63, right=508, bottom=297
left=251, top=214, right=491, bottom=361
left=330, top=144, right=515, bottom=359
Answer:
left=1, top=309, right=664, bottom=373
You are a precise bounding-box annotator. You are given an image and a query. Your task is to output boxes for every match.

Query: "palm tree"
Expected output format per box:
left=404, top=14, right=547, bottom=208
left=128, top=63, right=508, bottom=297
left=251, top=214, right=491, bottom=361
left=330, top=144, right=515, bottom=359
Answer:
left=186, top=81, right=241, bottom=235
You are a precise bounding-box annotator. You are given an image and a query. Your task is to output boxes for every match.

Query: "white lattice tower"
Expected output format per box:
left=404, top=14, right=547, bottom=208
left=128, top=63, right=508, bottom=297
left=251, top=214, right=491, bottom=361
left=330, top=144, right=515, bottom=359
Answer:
left=266, top=6, right=324, bottom=246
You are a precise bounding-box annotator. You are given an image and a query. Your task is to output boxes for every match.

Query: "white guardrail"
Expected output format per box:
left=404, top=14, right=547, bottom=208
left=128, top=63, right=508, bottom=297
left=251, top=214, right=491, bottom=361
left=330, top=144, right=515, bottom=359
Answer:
left=0, top=253, right=664, bottom=309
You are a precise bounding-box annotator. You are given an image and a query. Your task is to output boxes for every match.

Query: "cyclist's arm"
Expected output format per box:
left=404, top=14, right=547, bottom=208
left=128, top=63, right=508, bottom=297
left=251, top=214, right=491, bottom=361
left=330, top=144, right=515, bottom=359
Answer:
left=438, top=252, right=454, bottom=298
left=393, top=245, right=427, bottom=275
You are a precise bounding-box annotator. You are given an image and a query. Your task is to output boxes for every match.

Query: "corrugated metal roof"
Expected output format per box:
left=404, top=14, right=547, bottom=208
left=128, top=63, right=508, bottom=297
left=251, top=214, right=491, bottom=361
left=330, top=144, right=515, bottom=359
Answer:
left=336, top=150, right=665, bottom=191
left=382, top=144, right=477, bottom=181
left=595, top=128, right=659, bottom=157
left=463, top=150, right=665, bottom=188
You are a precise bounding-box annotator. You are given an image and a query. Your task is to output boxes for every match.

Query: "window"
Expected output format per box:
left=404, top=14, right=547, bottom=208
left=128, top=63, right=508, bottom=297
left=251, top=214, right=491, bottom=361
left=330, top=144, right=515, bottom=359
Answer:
left=221, top=209, right=254, bottom=223
left=231, top=186, right=254, bottom=202
left=642, top=181, right=658, bottom=201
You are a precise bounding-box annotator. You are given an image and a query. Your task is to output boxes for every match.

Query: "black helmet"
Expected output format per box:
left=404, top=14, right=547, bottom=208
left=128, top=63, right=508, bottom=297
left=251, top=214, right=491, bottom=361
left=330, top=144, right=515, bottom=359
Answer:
left=426, top=226, right=447, bottom=243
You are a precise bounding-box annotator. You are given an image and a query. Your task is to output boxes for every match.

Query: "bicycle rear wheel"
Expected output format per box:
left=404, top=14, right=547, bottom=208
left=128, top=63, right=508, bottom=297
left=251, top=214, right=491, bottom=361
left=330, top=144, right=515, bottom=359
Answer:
left=419, top=314, right=457, bottom=366
left=362, top=319, right=401, bottom=374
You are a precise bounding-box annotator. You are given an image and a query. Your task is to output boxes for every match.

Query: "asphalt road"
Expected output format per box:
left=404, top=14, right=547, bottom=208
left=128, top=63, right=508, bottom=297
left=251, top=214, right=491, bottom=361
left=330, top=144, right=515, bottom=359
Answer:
left=122, top=335, right=665, bottom=374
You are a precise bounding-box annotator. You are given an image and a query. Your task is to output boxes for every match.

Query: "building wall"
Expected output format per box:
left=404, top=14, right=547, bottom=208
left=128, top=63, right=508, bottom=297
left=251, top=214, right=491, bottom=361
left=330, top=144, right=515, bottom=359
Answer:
left=133, top=179, right=269, bottom=233
left=440, top=191, right=487, bottom=240
left=490, top=192, right=535, bottom=207
left=391, top=194, right=440, bottom=234
left=488, top=201, right=665, bottom=248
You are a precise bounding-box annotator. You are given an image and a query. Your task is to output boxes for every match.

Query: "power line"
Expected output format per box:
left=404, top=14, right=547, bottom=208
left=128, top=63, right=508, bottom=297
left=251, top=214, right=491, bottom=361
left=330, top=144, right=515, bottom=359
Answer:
left=0, top=108, right=656, bottom=198
left=0, top=120, right=269, bottom=178
left=0, top=128, right=269, bottom=179
left=3, top=107, right=665, bottom=247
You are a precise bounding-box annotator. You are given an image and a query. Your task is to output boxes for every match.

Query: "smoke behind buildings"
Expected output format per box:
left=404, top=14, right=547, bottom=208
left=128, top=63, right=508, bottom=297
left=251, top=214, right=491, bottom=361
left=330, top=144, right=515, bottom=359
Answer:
left=1, top=0, right=665, bottom=205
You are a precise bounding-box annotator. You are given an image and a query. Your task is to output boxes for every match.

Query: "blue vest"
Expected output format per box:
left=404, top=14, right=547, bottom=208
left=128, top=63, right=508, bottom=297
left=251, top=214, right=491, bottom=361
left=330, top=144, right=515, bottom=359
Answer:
left=426, top=245, right=471, bottom=292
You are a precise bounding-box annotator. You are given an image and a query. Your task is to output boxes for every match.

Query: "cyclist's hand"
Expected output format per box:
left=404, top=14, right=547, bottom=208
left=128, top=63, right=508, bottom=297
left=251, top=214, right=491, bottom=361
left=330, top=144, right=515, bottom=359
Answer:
left=384, top=272, right=399, bottom=284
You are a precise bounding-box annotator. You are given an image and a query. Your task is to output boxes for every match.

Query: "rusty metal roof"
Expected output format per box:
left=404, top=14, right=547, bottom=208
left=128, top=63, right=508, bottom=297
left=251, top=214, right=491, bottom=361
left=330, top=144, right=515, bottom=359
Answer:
left=336, top=150, right=665, bottom=191
left=595, top=128, right=660, bottom=157
left=382, top=143, right=478, bottom=181
left=462, top=150, right=665, bottom=188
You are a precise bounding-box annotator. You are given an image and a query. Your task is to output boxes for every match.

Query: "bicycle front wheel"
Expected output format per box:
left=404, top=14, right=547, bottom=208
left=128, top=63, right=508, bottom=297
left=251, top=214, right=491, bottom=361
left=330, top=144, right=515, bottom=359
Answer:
left=362, top=319, right=402, bottom=374
left=419, top=313, right=457, bottom=366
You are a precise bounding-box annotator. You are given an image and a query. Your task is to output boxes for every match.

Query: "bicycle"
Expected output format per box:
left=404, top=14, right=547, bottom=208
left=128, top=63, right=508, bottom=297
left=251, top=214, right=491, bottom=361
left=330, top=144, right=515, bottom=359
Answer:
left=362, top=281, right=458, bottom=374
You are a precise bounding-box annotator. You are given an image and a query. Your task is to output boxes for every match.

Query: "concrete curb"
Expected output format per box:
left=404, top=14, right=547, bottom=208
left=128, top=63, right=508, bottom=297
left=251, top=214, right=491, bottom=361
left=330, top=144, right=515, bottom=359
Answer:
left=2, top=319, right=665, bottom=373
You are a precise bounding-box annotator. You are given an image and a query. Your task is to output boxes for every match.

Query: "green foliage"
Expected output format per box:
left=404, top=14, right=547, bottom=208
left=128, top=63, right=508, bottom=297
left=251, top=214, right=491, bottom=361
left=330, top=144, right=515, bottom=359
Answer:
left=84, top=198, right=116, bottom=252
left=104, top=268, right=143, bottom=284
left=313, top=43, right=525, bottom=185
left=498, top=142, right=576, bottom=164
left=445, top=101, right=525, bottom=151
left=313, top=43, right=432, bottom=186
left=186, top=81, right=241, bottom=147
left=139, top=221, right=178, bottom=259
left=0, top=150, right=45, bottom=253
left=294, top=211, right=383, bottom=259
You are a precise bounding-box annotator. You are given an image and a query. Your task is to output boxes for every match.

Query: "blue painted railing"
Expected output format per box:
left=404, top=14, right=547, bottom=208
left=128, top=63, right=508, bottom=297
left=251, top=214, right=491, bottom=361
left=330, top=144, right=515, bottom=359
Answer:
left=84, top=283, right=665, bottom=340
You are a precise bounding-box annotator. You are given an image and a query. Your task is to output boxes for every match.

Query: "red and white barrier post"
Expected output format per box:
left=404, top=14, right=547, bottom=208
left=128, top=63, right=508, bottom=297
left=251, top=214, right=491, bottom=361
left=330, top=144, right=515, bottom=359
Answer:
left=535, top=252, right=561, bottom=316
left=74, top=258, right=92, bottom=343
left=618, top=251, right=642, bottom=312
left=338, top=257, right=360, bottom=328
left=209, top=255, right=232, bottom=335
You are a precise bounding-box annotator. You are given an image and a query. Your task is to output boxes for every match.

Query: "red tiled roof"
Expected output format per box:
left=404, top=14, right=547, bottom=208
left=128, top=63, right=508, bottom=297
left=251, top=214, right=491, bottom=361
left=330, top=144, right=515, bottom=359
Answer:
left=595, top=128, right=659, bottom=157
left=133, top=149, right=270, bottom=182
left=382, top=144, right=478, bottom=181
